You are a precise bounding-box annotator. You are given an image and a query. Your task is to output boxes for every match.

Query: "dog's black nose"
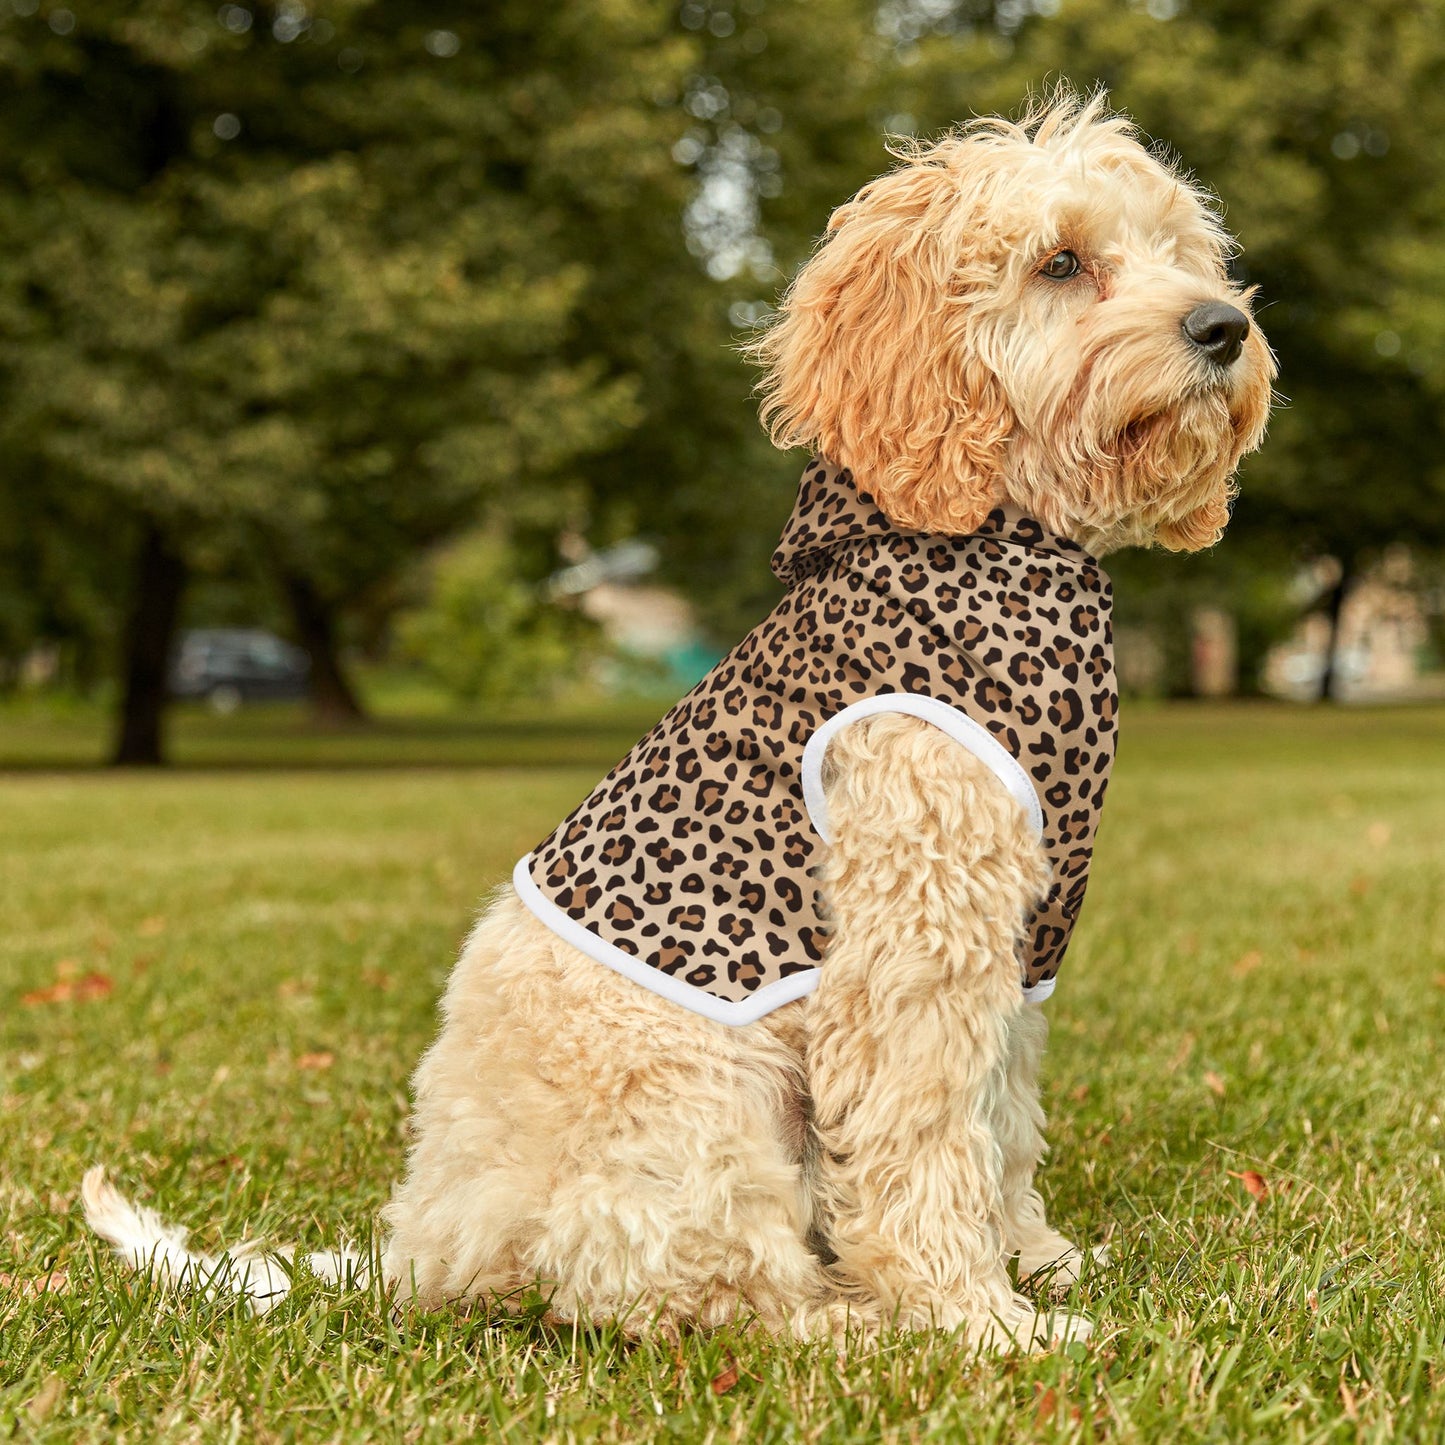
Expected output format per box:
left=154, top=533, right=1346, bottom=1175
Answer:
left=1182, top=302, right=1250, bottom=367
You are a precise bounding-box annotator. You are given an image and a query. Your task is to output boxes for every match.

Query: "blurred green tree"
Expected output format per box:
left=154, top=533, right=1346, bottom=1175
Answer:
left=395, top=531, right=593, bottom=705
left=0, top=1, right=708, bottom=758
left=0, top=0, right=919, bottom=755
left=10, top=0, right=1441, bottom=741
left=571, top=0, right=891, bottom=639
left=888, top=0, right=1445, bottom=694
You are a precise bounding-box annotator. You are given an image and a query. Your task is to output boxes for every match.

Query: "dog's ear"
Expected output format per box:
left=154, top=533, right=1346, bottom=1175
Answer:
left=749, top=157, right=1012, bottom=534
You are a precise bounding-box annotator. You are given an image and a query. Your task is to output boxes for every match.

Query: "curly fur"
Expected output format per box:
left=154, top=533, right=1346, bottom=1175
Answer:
left=377, top=717, right=1088, bottom=1348
left=748, top=90, right=1273, bottom=552
left=85, top=88, right=1272, bottom=1353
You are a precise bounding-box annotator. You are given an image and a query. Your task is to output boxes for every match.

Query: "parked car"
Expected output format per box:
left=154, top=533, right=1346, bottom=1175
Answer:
left=169, top=629, right=310, bottom=712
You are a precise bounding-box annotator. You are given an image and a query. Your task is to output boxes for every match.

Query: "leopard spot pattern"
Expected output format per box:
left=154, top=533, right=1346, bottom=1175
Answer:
left=525, top=460, right=1117, bottom=1011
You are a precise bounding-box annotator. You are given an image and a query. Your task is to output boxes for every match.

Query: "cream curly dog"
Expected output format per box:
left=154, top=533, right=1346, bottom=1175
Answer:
left=85, top=92, right=1273, bottom=1351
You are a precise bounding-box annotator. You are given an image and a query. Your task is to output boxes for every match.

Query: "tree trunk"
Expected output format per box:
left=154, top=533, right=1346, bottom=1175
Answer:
left=1317, top=556, right=1355, bottom=703
left=112, top=524, right=187, bottom=766
left=281, top=571, right=366, bottom=725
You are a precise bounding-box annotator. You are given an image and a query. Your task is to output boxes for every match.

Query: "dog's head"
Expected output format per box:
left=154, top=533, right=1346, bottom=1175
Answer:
left=750, top=90, right=1275, bottom=552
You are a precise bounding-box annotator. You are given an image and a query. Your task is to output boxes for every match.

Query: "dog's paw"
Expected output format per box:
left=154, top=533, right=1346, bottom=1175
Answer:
left=972, top=1295, right=1093, bottom=1353
left=1018, top=1240, right=1110, bottom=1293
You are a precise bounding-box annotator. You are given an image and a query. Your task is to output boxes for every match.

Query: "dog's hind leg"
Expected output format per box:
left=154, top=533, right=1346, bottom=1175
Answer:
left=520, top=989, right=834, bottom=1340
left=804, top=712, right=1090, bottom=1350
left=383, top=893, right=832, bottom=1338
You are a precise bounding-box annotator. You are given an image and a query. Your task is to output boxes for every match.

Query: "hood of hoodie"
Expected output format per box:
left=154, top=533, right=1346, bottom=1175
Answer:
left=769, top=459, right=1096, bottom=588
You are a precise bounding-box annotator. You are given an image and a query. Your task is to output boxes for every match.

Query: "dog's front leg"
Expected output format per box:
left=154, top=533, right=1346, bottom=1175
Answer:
left=806, top=712, right=1088, bottom=1349
left=993, top=1005, right=1102, bottom=1289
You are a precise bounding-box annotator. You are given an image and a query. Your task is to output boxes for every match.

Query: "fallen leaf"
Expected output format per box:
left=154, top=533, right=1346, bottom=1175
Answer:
left=0, top=1268, right=70, bottom=1299
left=1228, top=1169, right=1269, bottom=1201
left=1070, top=1083, right=1090, bottom=1103
left=295, top=1051, right=334, bottom=1071
left=711, top=1357, right=740, bottom=1396
left=1232, top=950, right=1263, bottom=977
left=21, top=983, right=68, bottom=1006
left=54, top=958, right=79, bottom=980
left=1034, top=1385, right=1058, bottom=1425
left=1204, top=1070, right=1227, bottom=1098
left=21, top=972, right=113, bottom=1007
left=138, top=915, right=167, bottom=937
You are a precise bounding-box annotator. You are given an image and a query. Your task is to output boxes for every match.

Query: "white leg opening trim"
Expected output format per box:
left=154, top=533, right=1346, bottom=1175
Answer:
left=799, top=693, right=1045, bottom=844
left=511, top=856, right=820, bottom=1027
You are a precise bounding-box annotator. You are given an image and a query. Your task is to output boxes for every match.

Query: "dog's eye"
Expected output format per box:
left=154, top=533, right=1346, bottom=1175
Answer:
left=1040, top=250, right=1081, bottom=280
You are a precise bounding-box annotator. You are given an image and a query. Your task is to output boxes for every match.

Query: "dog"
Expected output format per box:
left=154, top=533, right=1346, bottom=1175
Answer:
left=85, top=90, right=1273, bottom=1351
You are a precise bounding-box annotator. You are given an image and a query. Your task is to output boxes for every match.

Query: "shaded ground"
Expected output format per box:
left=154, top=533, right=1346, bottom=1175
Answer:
left=2, top=702, right=1443, bottom=1441
left=0, top=691, right=668, bottom=771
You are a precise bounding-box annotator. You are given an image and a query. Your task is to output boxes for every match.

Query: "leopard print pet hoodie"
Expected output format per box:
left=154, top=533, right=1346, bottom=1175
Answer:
left=514, top=458, right=1118, bottom=1025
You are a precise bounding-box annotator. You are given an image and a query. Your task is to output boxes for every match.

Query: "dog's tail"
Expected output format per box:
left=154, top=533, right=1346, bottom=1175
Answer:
left=81, top=1165, right=368, bottom=1315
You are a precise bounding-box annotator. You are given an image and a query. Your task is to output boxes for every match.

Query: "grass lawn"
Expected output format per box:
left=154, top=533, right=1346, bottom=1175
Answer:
left=2, top=700, right=1443, bottom=1442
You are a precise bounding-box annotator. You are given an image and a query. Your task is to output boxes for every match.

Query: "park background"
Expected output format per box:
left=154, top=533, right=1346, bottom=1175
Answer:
left=2, top=2, right=1444, bottom=1442
left=2, top=0, right=1445, bottom=751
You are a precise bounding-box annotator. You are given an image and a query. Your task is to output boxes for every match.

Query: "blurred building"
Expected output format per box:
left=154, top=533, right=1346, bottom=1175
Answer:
left=1263, top=549, right=1441, bottom=701
left=548, top=540, right=721, bottom=689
